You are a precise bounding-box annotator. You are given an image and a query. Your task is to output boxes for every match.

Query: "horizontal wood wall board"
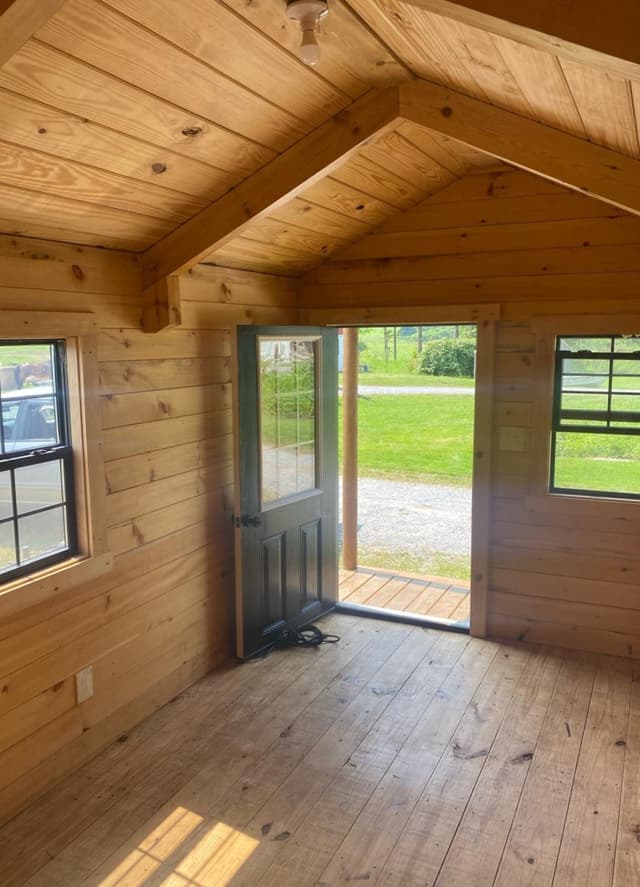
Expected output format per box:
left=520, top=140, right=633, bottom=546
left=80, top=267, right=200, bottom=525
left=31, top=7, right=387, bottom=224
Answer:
left=494, top=497, right=640, bottom=536
left=0, top=707, right=83, bottom=793
left=489, top=590, right=640, bottom=638
left=142, top=88, right=401, bottom=285
left=491, top=544, right=640, bottom=586
left=0, top=236, right=140, bottom=296
left=0, top=41, right=274, bottom=175
left=299, top=303, right=500, bottom=325
left=333, top=215, right=640, bottom=261
left=98, top=329, right=229, bottom=362
left=0, top=310, right=97, bottom=337
left=0, top=546, right=220, bottom=678
left=307, top=243, right=640, bottom=285
left=101, top=382, right=231, bottom=430
left=492, top=520, right=640, bottom=559
left=379, top=193, right=624, bottom=233
left=106, top=465, right=229, bottom=526
left=400, top=0, right=640, bottom=81
left=400, top=80, right=640, bottom=215
left=180, top=300, right=298, bottom=329
left=425, top=169, right=566, bottom=204
left=299, top=273, right=640, bottom=309
left=301, top=175, right=399, bottom=227
left=491, top=568, right=640, bottom=612
left=0, top=676, right=76, bottom=757
left=98, top=356, right=231, bottom=395
left=487, top=613, right=640, bottom=659
left=182, top=265, right=298, bottom=307
left=102, top=410, right=232, bottom=462
left=105, top=438, right=232, bottom=495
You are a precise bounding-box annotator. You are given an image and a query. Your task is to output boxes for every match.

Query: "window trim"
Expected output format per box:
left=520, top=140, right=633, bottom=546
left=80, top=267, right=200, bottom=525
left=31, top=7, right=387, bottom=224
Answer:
left=530, top=314, right=640, bottom=513
left=0, top=311, right=112, bottom=617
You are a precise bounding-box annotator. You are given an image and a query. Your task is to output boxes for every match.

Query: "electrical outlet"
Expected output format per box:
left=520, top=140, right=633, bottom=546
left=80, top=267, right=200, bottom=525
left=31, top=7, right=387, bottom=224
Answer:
left=75, top=666, right=94, bottom=704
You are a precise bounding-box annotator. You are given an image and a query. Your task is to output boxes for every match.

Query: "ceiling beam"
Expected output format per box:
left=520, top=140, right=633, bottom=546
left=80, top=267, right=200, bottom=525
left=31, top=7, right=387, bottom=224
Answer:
left=142, top=87, right=400, bottom=291
left=0, top=0, right=68, bottom=68
left=400, top=0, right=640, bottom=81
left=399, top=79, right=640, bottom=218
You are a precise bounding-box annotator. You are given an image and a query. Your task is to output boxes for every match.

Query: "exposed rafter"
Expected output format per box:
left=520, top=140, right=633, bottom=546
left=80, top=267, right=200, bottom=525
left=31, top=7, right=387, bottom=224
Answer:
left=0, top=0, right=68, bottom=68
left=142, top=87, right=400, bottom=291
left=398, top=80, right=640, bottom=219
left=400, top=0, right=640, bottom=81
left=141, top=78, right=640, bottom=327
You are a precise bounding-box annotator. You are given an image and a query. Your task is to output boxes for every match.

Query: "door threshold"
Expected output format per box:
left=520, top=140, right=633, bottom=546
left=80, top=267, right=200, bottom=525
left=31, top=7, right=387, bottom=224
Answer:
left=334, top=600, right=470, bottom=634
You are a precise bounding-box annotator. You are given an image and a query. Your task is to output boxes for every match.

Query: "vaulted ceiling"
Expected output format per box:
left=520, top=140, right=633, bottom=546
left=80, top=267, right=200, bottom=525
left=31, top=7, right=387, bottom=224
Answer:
left=0, top=0, right=639, bottom=279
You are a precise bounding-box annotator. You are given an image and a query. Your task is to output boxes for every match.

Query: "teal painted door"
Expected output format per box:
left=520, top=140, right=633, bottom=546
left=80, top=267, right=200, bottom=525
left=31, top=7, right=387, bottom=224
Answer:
left=236, top=327, right=338, bottom=658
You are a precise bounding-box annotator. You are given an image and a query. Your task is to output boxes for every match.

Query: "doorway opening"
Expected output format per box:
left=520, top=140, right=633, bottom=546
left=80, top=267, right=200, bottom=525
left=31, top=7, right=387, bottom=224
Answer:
left=337, top=324, right=476, bottom=630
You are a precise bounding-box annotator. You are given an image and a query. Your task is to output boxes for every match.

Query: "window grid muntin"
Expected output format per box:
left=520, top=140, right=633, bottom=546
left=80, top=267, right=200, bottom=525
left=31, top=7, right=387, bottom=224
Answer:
left=0, top=340, right=77, bottom=582
left=551, top=334, right=640, bottom=498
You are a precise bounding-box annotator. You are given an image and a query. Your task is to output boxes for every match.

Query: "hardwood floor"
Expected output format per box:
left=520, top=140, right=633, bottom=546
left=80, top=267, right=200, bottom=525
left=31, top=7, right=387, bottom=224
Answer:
left=340, top=567, right=470, bottom=625
left=0, top=614, right=637, bottom=887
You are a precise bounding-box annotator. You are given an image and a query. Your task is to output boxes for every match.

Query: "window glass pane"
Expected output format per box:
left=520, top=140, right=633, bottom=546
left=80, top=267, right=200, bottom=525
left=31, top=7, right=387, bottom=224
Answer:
left=17, top=506, right=67, bottom=564
left=3, top=394, right=58, bottom=452
left=259, top=338, right=317, bottom=505
left=553, top=432, right=640, bottom=495
left=558, top=337, right=612, bottom=353
left=614, top=336, right=640, bottom=353
left=0, top=521, right=16, bottom=575
left=0, top=342, right=60, bottom=453
left=15, top=460, right=64, bottom=515
left=612, top=360, right=640, bottom=377
left=0, top=471, right=12, bottom=520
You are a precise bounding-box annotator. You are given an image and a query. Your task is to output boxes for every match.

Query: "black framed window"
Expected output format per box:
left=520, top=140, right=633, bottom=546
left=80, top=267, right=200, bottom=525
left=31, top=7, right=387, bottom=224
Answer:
left=0, top=341, right=77, bottom=582
left=551, top=334, right=640, bottom=499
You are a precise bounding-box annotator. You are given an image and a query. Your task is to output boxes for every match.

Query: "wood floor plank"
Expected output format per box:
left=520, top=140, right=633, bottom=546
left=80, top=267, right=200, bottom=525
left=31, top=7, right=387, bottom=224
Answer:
left=493, top=653, right=597, bottom=887
left=364, top=577, right=413, bottom=610
left=314, top=637, right=501, bottom=885
left=376, top=643, right=531, bottom=887
left=344, top=574, right=393, bottom=606
left=432, top=647, right=565, bottom=886
left=255, top=630, right=472, bottom=887
left=551, top=657, right=633, bottom=887
left=614, top=661, right=640, bottom=886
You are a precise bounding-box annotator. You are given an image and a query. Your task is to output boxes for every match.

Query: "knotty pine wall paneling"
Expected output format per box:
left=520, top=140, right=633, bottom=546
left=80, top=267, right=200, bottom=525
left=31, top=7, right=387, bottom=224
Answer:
left=0, top=237, right=297, bottom=825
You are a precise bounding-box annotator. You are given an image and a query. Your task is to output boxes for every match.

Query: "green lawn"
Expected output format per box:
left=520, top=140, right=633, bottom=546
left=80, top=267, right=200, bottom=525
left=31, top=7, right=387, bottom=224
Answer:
left=339, top=392, right=474, bottom=485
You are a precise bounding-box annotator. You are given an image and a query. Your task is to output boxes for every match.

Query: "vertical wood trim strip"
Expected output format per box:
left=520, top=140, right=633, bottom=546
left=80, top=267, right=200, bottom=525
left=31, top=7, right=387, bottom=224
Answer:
left=470, top=318, right=495, bottom=637
left=342, top=327, right=359, bottom=572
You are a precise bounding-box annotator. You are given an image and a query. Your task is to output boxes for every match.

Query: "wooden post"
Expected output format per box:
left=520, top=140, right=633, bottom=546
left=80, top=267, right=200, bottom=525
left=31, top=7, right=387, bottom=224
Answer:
left=342, top=327, right=358, bottom=571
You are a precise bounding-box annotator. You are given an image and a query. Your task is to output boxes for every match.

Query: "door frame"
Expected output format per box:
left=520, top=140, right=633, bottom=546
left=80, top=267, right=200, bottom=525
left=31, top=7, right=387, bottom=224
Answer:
left=297, top=304, right=499, bottom=638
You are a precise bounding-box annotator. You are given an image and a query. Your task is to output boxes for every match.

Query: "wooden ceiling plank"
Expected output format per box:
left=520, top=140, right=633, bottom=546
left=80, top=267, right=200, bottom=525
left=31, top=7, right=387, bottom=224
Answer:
left=104, top=0, right=352, bottom=124
left=0, top=0, right=66, bottom=67
left=142, top=87, right=400, bottom=287
left=399, top=0, right=640, bottom=81
left=399, top=79, right=640, bottom=216
left=0, top=42, right=275, bottom=175
left=301, top=177, right=398, bottom=227
left=37, top=0, right=308, bottom=152
left=0, top=180, right=173, bottom=249
left=0, top=138, right=208, bottom=222
left=560, top=59, right=640, bottom=158
left=221, top=0, right=410, bottom=98
left=0, top=88, right=240, bottom=200
left=268, top=198, right=371, bottom=241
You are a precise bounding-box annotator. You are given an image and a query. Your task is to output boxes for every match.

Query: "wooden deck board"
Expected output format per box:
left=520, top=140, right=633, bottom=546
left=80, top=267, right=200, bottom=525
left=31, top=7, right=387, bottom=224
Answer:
left=1, top=615, right=636, bottom=887
left=340, top=567, right=470, bottom=625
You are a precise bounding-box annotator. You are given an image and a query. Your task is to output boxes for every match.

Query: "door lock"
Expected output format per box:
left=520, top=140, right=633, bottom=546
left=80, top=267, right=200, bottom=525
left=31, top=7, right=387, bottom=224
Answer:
left=234, top=514, right=262, bottom=528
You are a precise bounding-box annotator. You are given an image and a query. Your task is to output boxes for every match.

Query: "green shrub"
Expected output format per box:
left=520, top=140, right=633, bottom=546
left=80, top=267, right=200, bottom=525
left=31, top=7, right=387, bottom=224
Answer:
left=419, top=338, right=476, bottom=377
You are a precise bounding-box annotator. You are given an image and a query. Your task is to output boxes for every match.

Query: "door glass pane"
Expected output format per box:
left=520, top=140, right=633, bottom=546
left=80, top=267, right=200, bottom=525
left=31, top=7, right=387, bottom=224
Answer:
left=15, top=460, right=64, bottom=515
left=0, top=521, right=16, bottom=574
left=259, top=338, right=317, bottom=505
left=17, top=505, right=67, bottom=564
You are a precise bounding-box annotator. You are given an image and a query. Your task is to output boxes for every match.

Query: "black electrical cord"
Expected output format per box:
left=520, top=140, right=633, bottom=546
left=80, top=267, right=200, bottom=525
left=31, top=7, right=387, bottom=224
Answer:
left=276, top=623, right=340, bottom=648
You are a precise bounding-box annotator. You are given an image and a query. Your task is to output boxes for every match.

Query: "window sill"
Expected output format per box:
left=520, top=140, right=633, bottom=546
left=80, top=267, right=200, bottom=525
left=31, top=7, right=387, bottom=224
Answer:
left=0, top=550, right=113, bottom=619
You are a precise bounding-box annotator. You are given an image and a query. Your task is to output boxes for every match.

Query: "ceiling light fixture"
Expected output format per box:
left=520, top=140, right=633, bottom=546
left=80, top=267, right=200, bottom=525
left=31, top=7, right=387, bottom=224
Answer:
left=286, top=0, right=328, bottom=68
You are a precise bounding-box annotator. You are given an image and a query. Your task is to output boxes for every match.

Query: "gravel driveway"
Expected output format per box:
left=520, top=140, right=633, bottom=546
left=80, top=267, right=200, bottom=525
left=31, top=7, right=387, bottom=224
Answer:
left=339, top=476, right=471, bottom=558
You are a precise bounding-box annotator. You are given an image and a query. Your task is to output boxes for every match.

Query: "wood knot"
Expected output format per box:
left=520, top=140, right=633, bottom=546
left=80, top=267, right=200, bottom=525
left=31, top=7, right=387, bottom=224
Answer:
left=151, top=162, right=167, bottom=174
left=440, top=106, right=453, bottom=117
left=71, top=264, right=84, bottom=281
left=38, top=127, right=47, bottom=134
left=181, top=126, right=203, bottom=137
